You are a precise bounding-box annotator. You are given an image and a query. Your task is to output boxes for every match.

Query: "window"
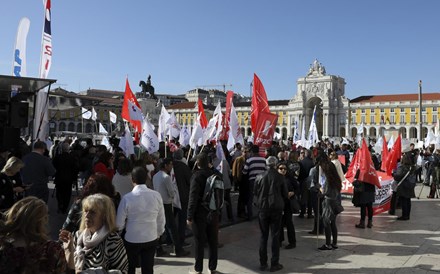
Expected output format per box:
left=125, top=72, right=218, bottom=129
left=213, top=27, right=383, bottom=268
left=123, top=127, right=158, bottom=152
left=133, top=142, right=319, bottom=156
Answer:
left=351, top=114, right=356, bottom=123
left=70, top=111, right=74, bottom=118
left=411, top=108, right=415, bottom=112
left=433, top=107, right=438, bottom=112
left=411, top=115, right=416, bottom=123
left=370, top=115, right=375, bottom=124
left=423, top=115, right=427, bottom=123
left=381, top=109, right=384, bottom=113
left=433, top=114, right=438, bottom=123
left=61, top=111, right=66, bottom=118
left=361, top=116, right=365, bottom=123
left=401, top=108, right=405, bottom=112
left=390, top=115, right=395, bottom=124
left=422, top=107, right=426, bottom=112
left=390, top=108, right=395, bottom=113
left=361, top=109, right=365, bottom=113
left=400, top=114, right=405, bottom=124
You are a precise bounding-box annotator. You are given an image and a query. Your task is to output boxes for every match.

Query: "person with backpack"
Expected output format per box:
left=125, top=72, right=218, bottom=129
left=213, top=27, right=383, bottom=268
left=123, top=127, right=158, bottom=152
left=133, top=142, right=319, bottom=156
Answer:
left=393, top=152, right=417, bottom=220
left=187, top=153, right=222, bottom=274
left=254, top=156, right=288, bottom=272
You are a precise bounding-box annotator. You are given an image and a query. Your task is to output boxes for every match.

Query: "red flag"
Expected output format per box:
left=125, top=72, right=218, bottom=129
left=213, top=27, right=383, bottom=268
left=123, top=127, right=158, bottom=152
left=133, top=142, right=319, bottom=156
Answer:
left=121, top=78, right=142, bottom=133
left=380, top=135, right=389, bottom=172
left=254, top=112, right=278, bottom=156
left=385, top=135, right=402, bottom=176
left=197, top=98, right=208, bottom=128
left=345, top=139, right=381, bottom=188
left=220, top=91, right=234, bottom=140
left=358, top=139, right=381, bottom=188
left=251, top=74, right=270, bottom=135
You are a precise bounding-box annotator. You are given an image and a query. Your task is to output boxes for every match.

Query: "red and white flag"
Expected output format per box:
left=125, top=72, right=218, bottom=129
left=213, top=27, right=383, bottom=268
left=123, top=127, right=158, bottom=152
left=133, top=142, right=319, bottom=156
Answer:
left=385, top=135, right=402, bottom=176
left=197, top=99, right=208, bottom=128
left=346, top=138, right=381, bottom=188
left=254, top=112, right=278, bottom=156
left=380, top=135, right=389, bottom=172
left=251, top=73, right=270, bottom=135
left=121, top=78, right=142, bottom=132
left=128, top=100, right=143, bottom=121
left=33, top=0, right=52, bottom=141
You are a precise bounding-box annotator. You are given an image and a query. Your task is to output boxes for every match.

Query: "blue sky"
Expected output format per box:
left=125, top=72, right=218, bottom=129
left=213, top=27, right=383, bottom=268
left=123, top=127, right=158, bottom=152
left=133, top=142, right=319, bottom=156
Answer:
left=1, top=1, right=439, bottom=100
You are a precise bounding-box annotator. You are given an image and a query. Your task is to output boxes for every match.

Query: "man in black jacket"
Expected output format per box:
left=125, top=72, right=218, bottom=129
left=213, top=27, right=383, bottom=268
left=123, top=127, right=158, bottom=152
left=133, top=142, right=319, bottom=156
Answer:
left=254, top=156, right=288, bottom=272
left=187, top=153, right=218, bottom=274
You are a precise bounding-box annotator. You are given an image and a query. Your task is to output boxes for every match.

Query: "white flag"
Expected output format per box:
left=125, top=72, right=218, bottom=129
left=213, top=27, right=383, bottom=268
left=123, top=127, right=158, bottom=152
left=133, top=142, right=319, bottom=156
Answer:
left=179, top=124, right=190, bottom=147
left=141, top=118, right=159, bottom=154
left=387, top=135, right=395, bottom=150
left=226, top=103, right=243, bottom=150
left=158, top=105, right=171, bottom=142
left=128, top=100, right=143, bottom=121
left=190, top=115, right=203, bottom=149
left=308, top=106, right=319, bottom=145
left=91, top=107, right=97, bottom=121
left=109, top=111, right=117, bottom=124
left=293, top=119, right=299, bottom=143
left=213, top=101, right=223, bottom=141
left=101, top=135, right=112, bottom=151
left=12, top=17, right=30, bottom=77
left=99, top=123, right=108, bottom=134
left=82, top=107, right=91, bottom=120
left=357, top=122, right=364, bottom=135
left=119, top=124, right=135, bottom=157
left=168, top=112, right=181, bottom=139
left=39, top=0, right=52, bottom=79
left=300, top=115, right=306, bottom=146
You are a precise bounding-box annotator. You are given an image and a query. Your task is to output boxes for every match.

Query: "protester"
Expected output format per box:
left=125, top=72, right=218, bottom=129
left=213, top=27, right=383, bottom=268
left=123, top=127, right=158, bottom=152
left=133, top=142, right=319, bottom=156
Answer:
left=352, top=170, right=376, bottom=229
left=153, top=157, right=189, bottom=257
left=112, top=157, right=133, bottom=197
left=317, top=152, right=343, bottom=250
left=53, top=142, right=79, bottom=214
left=93, top=151, right=115, bottom=180
left=21, top=140, right=56, bottom=203
left=0, top=197, right=67, bottom=273
left=277, top=161, right=297, bottom=249
left=298, top=149, right=314, bottom=219
left=242, top=144, right=266, bottom=220
left=393, top=152, right=417, bottom=220
left=60, top=193, right=128, bottom=273
left=254, top=156, right=288, bottom=272
left=117, top=166, right=165, bottom=274
left=232, top=146, right=247, bottom=218
left=187, top=153, right=219, bottom=274
left=0, top=156, right=26, bottom=211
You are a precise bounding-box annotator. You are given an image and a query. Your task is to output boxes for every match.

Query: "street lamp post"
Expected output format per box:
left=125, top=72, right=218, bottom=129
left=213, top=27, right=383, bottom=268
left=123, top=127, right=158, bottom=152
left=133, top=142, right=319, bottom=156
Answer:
left=418, top=80, right=422, bottom=141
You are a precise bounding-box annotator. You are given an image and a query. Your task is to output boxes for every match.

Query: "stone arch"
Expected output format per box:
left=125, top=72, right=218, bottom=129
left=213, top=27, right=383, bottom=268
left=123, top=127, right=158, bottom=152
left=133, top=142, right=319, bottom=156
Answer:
left=369, top=127, right=377, bottom=138
left=339, top=127, right=346, bottom=137
left=409, top=127, right=417, bottom=139
left=379, top=127, right=386, bottom=137
left=77, top=123, right=82, bottom=132
left=282, top=128, right=287, bottom=140
left=85, top=123, right=93, bottom=133
left=351, top=127, right=357, bottom=137
left=246, top=128, right=252, bottom=137
left=241, top=127, right=245, bottom=137
left=68, top=122, right=75, bottom=132
left=59, top=122, right=66, bottom=131
left=399, top=127, right=406, bottom=138
left=422, top=127, right=429, bottom=139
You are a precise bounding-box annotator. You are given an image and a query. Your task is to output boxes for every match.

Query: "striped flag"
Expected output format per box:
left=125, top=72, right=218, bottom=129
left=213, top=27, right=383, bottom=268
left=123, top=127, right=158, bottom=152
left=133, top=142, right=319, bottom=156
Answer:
left=33, top=0, right=52, bottom=142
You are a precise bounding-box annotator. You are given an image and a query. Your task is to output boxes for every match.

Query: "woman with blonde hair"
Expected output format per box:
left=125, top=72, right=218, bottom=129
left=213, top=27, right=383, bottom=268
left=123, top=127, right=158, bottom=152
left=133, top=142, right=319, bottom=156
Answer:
left=0, top=156, right=26, bottom=210
left=0, top=196, right=67, bottom=273
left=60, top=193, right=128, bottom=273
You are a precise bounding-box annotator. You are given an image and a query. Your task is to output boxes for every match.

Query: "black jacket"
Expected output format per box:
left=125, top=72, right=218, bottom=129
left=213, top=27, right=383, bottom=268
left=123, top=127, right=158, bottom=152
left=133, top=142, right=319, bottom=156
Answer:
left=187, top=168, right=214, bottom=222
left=254, top=168, right=288, bottom=211
left=173, top=160, right=192, bottom=208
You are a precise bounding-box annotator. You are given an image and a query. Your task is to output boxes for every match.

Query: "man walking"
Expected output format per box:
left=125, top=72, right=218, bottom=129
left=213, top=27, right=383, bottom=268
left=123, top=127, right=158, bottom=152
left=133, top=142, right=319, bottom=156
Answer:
left=187, top=153, right=219, bottom=274
left=117, top=166, right=165, bottom=274
left=21, top=141, right=56, bottom=203
left=254, top=156, right=288, bottom=272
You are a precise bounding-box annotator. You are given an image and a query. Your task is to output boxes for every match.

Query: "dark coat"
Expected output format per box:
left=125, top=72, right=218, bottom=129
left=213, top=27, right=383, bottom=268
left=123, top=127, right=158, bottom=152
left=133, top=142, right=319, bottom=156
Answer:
left=254, top=168, right=288, bottom=211
left=172, top=160, right=192, bottom=208
left=187, top=168, right=214, bottom=222
left=394, top=165, right=416, bottom=198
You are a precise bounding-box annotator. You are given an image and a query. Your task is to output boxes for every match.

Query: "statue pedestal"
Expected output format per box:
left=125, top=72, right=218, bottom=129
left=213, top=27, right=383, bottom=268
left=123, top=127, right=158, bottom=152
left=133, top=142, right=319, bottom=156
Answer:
left=138, top=97, right=160, bottom=126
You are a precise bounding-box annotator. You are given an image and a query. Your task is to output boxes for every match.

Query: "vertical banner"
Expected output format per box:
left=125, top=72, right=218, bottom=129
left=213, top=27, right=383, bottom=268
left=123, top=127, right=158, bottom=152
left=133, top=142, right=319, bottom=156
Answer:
left=254, top=112, right=278, bottom=156
left=12, top=17, right=30, bottom=77
left=34, top=0, right=52, bottom=142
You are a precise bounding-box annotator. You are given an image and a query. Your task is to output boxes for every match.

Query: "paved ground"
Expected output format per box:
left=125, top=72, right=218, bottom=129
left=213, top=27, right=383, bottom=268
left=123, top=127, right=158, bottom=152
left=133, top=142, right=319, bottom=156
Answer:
left=48, top=184, right=440, bottom=274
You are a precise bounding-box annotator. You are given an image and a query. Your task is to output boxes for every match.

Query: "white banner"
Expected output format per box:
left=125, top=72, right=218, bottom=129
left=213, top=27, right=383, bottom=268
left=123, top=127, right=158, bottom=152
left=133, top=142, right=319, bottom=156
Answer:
left=99, top=123, right=108, bottom=134
left=141, top=118, right=159, bottom=154
left=82, top=107, right=91, bottom=120
left=91, top=107, right=97, bottom=121
left=12, top=17, right=30, bottom=77
left=109, top=111, right=117, bottom=124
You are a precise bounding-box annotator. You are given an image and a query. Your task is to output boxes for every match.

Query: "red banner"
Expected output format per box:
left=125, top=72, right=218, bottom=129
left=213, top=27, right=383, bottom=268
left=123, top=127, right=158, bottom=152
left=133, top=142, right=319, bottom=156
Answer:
left=254, top=112, right=278, bottom=156
left=342, top=171, right=393, bottom=216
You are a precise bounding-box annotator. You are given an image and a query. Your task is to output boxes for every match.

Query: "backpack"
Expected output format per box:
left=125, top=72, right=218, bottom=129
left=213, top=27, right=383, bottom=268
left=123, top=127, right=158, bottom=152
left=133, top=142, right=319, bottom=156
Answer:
left=202, top=173, right=225, bottom=212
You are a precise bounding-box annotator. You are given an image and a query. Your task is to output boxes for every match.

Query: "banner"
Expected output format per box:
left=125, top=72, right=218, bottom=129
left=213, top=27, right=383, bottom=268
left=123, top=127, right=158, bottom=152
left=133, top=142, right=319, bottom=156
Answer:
left=141, top=118, right=159, bottom=154
left=254, top=112, right=278, bottom=156
left=12, top=17, right=30, bottom=77
left=81, top=107, right=91, bottom=120
left=341, top=171, right=393, bottom=215
left=33, top=0, right=52, bottom=142
left=98, top=123, right=108, bottom=134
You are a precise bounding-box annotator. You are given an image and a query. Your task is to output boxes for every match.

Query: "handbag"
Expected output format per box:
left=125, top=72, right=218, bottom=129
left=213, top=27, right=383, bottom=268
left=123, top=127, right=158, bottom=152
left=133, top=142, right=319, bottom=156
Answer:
left=289, top=196, right=301, bottom=214
left=334, top=202, right=344, bottom=215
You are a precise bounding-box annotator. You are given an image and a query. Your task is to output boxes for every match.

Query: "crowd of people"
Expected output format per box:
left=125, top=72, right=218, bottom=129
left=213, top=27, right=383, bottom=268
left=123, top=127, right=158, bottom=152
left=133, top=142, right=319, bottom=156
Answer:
left=0, top=134, right=429, bottom=273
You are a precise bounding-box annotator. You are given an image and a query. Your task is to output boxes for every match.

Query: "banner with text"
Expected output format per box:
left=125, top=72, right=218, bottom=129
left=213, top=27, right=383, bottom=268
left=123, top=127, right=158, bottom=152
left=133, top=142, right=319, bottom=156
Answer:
left=341, top=171, right=393, bottom=215
left=254, top=112, right=278, bottom=157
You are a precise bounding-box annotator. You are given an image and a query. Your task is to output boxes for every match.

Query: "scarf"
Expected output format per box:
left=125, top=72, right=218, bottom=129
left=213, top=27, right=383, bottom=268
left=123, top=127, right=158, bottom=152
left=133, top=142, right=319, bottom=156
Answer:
left=74, top=225, right=109, bottom=271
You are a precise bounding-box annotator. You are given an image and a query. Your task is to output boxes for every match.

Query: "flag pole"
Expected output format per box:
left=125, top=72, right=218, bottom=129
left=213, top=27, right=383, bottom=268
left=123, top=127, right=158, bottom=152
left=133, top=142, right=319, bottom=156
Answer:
left=186, top=147, right=192, bottom=163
